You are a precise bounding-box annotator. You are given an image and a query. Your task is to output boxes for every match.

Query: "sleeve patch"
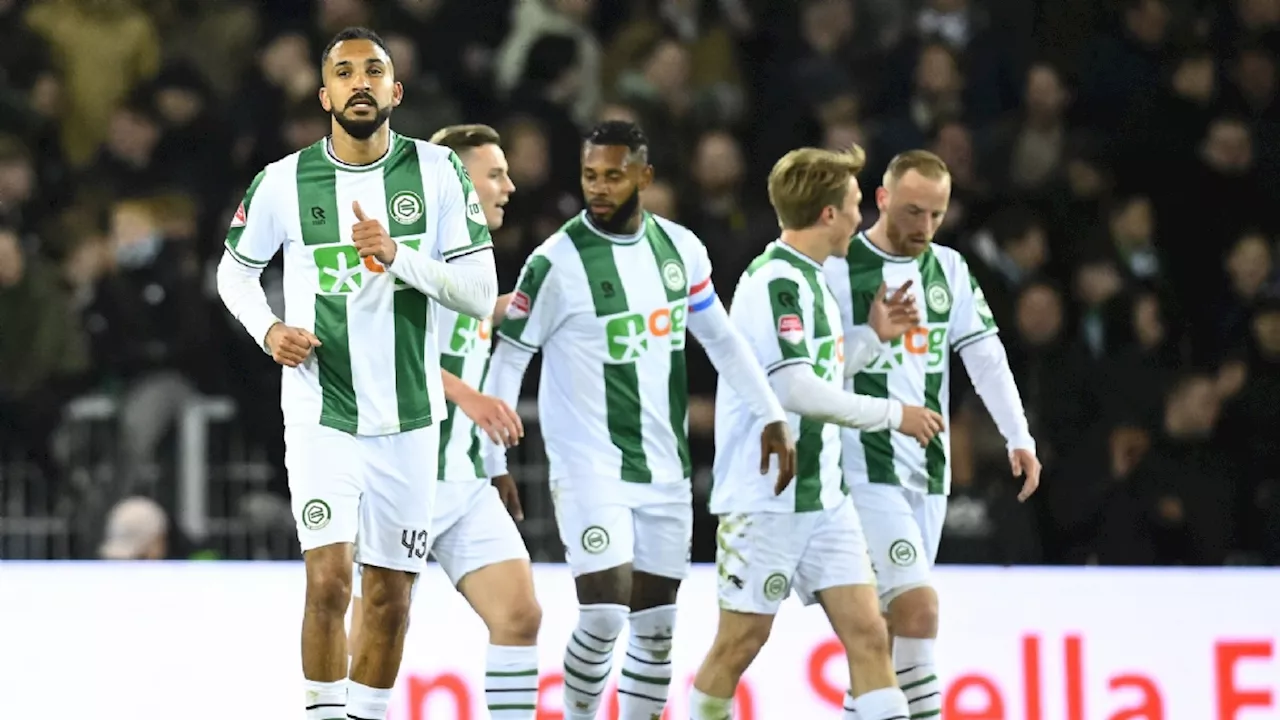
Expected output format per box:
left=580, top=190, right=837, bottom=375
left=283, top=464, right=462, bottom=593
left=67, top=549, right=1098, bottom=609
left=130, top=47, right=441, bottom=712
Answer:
left=229, top=202, right=246, bottom=228
left=777, top=314, right=805, bottom=344
left=506, top=290, right=531, bottom=320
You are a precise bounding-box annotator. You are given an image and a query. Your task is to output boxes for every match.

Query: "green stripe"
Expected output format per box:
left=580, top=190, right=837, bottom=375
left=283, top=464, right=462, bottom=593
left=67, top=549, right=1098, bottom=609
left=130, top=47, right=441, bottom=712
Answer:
left=224, top=241, right=267, bottom=268
left=565, top=217, right=650, bottom=482
left=620, top=668, right=672, bottom=685
left=795, top=270, right=833, bottom=512
left=393, top=289, right=432, bottom=432
left=911, top=711, right=942, bottom=719
left=900, top=674, right=938, bottom=692
left=468, top=356, right=490, bottom=478
left=766, top=277, right=809, bottom=365
left=225, top=169, right=266, bottom=257
left=489, top=705, right=537, bottom=711
left=296, top=143, right=341, bottom=246
left=383, top=136, right=427, bottom=237
left=497, top=254, right=553, bottom=347
left=485, top=669, right=538, bottom=677
left=437, top=353, right=466, bottom=478
left=924, top=372, right=946, bottom=493
left=442, top=149, right=494, bottom=259
left=314, top=295, right=357, bottom=432
left=918, top=250, right=950, bottom=325
left=848, top=244, right=897, bottom=485
left=645, top=216, right=692, bottom=478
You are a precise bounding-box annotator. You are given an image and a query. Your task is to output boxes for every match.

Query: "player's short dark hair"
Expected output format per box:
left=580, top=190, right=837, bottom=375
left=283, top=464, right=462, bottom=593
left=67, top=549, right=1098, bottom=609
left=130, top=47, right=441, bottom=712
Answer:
left=430, top=124, right=502, bottom=153
left=584, top=120, right=649, bottom=164
left=320, top=26, right=391, bottom=72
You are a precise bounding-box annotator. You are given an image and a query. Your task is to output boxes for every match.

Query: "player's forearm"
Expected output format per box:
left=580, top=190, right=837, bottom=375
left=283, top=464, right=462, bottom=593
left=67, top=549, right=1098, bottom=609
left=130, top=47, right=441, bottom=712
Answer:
left=770, top=364, right=903, bottom=432
left=441, top=369, right=477, bottom=405
left=215, top=251, right=280, bottom=353
left=959, top=336, right=1036, bottom=452
left=688, top=299, right=787, bottom=424
left=386, top=246, right=498, bottom=319
left=479, top=338, right=535, bottom=476
left=844, top=325, right=885, bottom=377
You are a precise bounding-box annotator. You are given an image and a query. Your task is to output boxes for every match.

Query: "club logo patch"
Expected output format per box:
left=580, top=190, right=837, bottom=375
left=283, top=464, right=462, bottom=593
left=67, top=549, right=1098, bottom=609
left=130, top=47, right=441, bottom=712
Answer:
left=926, top=283, right=951, bottom=314
left=661, top=260, right=686, bottom=292
left=389, top=190, right=424, bottom=225
left=301, top=499, right=331, bottom=530
left=762, top=572, right=789, bottom=601
left=581, top=525, right=610, bottom=554
left=889, top=539, right=918, bottom=566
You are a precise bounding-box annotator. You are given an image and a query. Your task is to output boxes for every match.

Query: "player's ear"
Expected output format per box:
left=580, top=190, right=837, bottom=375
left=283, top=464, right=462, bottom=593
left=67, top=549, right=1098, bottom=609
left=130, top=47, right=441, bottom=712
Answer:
left=392, top=81, right=404, bottom=108
left=875, top=185, right=889, bottom=210
left=638, top=164, right=654, bottom=191
left=318, top=86, right=332, bottom=112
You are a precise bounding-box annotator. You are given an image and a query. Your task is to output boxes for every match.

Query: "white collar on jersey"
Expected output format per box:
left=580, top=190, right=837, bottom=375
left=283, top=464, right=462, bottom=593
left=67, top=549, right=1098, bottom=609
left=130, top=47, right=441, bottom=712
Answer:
left=323, top=133, right=394, bottom=170
left=856, top=231, right=916, bottom=263
left=770, top=239, right=825, bottom=270
left=581, top=211, right=645, bottom=244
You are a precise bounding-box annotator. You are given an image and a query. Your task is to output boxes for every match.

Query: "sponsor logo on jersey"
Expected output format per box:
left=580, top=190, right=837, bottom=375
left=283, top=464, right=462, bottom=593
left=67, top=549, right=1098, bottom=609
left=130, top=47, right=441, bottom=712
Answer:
left=604, top=304, right=688, bottom=361
left=926, top=283, right=952, bottom=314
left=389, top=190, right=424, bottom=225
left=230, top=202, right=246, bottom=228
left=777, top=314, right=804, bottom=345
left=661, top=259, right=686, bottom=292
left=506, top=290, right=531, bottom=320
left=465, top=188, right=487, bottom=226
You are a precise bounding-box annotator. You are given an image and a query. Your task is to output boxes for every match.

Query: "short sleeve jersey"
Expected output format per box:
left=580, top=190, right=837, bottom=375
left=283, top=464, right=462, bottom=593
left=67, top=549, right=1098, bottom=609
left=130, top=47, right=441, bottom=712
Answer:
left=224, top=133, right=493, bottom=436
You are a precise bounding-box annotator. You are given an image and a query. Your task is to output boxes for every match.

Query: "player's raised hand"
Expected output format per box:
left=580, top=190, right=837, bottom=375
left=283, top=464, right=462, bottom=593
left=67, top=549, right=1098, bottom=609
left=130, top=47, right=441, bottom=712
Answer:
left=1009, top=448, right=1041, bottom=502
left=897, top=405, right=944, bottom=448
left=760, top=420, right=797, bottom=495
left=492, top=474, right=524, bottom=521
left=456, top=389, right=524, bottom=447
left=264, top=322, right=321, bottom=367
left=869, top=280, right=919, bottom=342
left=351, top=201, right=397, bottom=265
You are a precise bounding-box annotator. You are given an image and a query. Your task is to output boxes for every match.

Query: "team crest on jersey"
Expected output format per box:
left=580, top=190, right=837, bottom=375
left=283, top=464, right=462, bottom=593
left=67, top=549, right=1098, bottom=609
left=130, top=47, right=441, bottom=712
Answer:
left=777, top=314, right=804, bottom=345
left=465, top=188, right=487, bottom=225
left=389, top=190, right=424, bottom=225
left=506, top=290, right=531, bottom=320
left=926, top=283, right=952, bottom=314
left=229, top=202, right=246, bottom=228
left=661, top=259, right=686, bottom=292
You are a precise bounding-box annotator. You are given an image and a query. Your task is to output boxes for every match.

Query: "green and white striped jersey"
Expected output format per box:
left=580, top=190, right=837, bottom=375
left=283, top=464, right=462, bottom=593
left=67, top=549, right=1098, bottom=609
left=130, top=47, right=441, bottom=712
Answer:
left=824, top=232, right=998, bottom=495
left=435, top=306, right=492, bottom=481
left=497, top=212, right=717, bottom=485
left=711, top=242, right=848, bottom=514
left=224, top=133, right=492, bottom=436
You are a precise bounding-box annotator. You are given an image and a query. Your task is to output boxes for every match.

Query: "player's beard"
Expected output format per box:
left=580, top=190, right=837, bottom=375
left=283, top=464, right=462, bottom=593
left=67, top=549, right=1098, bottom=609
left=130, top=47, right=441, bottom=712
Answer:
left=332, top=101, right=393, bottom=141
left=886, top=218, right=931, bottom=257
left=588, top=188, right=642, bottom=235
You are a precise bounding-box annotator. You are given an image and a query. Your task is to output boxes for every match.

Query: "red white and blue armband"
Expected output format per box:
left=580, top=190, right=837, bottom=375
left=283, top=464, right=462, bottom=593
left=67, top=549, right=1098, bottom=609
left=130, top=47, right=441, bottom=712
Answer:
left=689, top=276, right=716, bottom=313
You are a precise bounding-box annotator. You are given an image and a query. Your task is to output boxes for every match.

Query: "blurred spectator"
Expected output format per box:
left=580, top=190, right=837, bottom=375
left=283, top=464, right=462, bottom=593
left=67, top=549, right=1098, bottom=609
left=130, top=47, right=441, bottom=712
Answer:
left=99, top=495, right=169, bottom=560
left=495, top=0, right=602, bottom=127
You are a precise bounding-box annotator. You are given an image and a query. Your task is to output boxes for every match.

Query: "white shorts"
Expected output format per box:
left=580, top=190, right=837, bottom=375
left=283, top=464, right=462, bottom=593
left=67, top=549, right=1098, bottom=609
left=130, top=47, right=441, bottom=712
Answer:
left=850, top=483, right=947, bottom=607
left=354, top=479, right=529, bottom=597
left=285, top=424, right=438, bottom=573
left=715, top=496, right=875, bottom=615
left=551, top=478, right=692, bottom=580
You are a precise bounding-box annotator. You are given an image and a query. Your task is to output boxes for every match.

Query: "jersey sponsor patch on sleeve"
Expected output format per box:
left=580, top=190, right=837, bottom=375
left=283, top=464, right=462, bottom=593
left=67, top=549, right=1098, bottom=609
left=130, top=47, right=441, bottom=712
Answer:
left=506, top=290, right=531, bottom=320
left=777, top=314, right=804, bottom=345
left=230, top=202, right=247, bottom=228
left=465, top=188, right=487, bottom=226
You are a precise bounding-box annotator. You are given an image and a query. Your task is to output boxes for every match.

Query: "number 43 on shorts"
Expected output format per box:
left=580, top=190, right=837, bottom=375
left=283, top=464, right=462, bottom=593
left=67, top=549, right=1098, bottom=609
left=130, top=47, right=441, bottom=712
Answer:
left=401, top=529, right=429, bottom=559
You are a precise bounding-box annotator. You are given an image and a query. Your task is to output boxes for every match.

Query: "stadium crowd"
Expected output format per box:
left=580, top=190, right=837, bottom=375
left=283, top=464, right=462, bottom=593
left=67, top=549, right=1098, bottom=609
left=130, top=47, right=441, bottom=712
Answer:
left=1, top=0, right=1278, bottom=565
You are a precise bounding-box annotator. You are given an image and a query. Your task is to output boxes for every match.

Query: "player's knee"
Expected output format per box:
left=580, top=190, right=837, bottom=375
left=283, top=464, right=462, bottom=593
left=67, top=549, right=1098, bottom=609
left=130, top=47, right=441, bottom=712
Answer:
left=888, top=585, right=939, bottom=638
left=361, top=568, right=415, bottom=625
left=706, top=618, right=770, bottom=676
left=490, top=597, right=543, bottom=645
left=842, top=611, right=892, bottom=662
left=305, top=560, right=353, bottom=616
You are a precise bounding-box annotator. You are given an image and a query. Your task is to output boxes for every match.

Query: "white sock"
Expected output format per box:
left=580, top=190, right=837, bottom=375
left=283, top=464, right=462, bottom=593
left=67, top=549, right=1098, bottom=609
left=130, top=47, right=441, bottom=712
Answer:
left=894, top=637, right=942, bottom=718
left=486, top=644, right=539, bottom=718
left=562, top=603, right=628, bottom=720
left=347, top=680, right=392, bottom=720
left=618, top=604, right=676, bottom=719
left=303, top=679, right=346, bottom=720
left=688, top=687, right=733, bottom=720
left=841, top=691, right=861, bottom=719
left=851, top=686, right=909, bottom=720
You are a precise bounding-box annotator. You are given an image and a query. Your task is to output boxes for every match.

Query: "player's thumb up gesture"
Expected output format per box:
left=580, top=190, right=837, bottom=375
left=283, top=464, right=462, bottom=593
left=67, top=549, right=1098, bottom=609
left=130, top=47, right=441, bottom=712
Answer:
left=897, top=405, right=945, bottom=448
left=352, top=201, right=397, bottom=265
left=265, top=321, right=322, bottom=367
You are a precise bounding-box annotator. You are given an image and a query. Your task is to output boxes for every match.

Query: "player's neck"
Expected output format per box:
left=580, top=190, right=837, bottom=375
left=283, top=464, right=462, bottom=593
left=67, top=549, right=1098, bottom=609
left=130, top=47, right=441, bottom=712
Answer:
left=779, top=231, right=829, bottom=266
left=329, top=125, right=391, bottom=166
left=864, top=222, right=901, bottom=257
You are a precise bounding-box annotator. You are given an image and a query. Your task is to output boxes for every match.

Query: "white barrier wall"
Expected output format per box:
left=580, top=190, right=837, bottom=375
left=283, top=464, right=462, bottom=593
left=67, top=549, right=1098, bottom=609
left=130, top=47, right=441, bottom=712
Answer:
left=2, top=564, right=1278, bottom=720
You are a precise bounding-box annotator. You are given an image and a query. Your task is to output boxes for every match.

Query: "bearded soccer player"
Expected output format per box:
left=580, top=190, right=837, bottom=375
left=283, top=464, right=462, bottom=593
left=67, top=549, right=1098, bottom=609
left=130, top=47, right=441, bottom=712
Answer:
left=483, top=120, right=796, bottom=720
left=347, top=123, right=542, bottom=719
left=824, top=150, right=1041, bottom=720
left=215, top=28, right=498, bottom=720
left=689, top=146, right=943, bottom=720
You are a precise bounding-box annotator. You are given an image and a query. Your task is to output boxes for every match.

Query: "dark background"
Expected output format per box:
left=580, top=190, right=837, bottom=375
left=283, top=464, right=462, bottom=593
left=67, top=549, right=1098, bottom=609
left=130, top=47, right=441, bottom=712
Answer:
left=1, top=0, right=1278, bottom=566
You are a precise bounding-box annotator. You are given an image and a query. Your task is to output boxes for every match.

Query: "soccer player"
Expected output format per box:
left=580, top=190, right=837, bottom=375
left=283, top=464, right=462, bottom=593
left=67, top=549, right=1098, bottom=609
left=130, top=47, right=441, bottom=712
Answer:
left=483, top=120, right=797, bottom=720
left=824, top=150, right=1041, bottom=720
left=347, top=123, right=542, bottom=719
left=215, top=28, right=498, bottom=720
left=689, top=146, right=943, bottom=720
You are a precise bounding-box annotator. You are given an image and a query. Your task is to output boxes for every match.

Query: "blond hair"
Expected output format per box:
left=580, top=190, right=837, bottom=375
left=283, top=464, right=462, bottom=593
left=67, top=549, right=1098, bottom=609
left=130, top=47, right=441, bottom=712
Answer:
left=883, top=149, right=950, bottom=187
left=767, top=145, right=866, bottom=230
left=429, top=124, right=502, bottom=153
